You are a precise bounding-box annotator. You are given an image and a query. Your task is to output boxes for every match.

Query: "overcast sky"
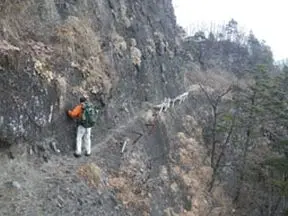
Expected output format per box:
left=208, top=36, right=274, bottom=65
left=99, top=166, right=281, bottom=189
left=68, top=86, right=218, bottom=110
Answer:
left=172, top=0, right=287, bottom=60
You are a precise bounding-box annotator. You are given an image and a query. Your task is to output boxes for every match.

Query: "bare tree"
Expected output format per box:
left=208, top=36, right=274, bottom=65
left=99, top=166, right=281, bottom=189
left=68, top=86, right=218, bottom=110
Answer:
left=199, top=84, right=234, bottom=191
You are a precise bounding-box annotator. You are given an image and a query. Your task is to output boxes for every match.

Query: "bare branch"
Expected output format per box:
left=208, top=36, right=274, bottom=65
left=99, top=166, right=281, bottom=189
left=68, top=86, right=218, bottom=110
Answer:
left=215, top=85, right=233, bottom=105
left=199, top=83, right=215, bottom=107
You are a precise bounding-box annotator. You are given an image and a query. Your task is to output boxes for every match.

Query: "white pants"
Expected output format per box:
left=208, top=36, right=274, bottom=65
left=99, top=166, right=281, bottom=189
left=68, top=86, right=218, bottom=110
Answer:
left=75, top=125, right=91, bottom=155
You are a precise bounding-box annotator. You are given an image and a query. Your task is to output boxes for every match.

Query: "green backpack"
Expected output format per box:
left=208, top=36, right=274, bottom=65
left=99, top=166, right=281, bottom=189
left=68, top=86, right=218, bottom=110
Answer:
left=80, top=102, right=98, bottom=128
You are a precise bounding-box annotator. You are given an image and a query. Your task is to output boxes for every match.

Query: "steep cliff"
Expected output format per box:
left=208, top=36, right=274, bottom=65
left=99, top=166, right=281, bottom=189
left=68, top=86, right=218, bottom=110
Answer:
left=0, top=0, right=188, bottom=150
left=0, top=0, right=209, bottom=215
left=0, top=1, right=279, bottom=216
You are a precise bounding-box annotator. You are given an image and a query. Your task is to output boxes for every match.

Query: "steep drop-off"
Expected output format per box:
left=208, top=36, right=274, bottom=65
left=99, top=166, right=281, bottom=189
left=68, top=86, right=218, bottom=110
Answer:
left=0, top=1, right=213, bottom=215
left=0, top=1, right=265, bottom=216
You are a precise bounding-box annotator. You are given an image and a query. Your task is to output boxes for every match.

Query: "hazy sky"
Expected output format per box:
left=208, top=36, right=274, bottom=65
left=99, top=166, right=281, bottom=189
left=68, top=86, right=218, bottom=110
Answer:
left=173, top=0, right=287, bottom=60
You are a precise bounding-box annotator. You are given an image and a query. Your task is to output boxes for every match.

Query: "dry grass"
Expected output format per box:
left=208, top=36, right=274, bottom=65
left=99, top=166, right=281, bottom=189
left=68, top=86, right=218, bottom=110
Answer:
left=54, top=16, right=101, bottom=59
left=77, top=163, right=102, bottom=188
left=108, top=175, right=151, bottom=214
left=171, top=131, right=232, bottom=216
left=0, top=0, right=36, bottom=43
left=53, top=16, right=115, bottom=96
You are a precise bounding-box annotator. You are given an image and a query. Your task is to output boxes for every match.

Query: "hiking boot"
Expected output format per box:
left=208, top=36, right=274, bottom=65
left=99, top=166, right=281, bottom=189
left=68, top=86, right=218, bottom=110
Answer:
left=74, top=153, right=81, bottom=158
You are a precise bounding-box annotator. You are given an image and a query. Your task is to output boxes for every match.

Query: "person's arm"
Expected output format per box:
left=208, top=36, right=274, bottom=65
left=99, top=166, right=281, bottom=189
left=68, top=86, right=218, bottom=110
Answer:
left=68, top=104, right=82, bottom=119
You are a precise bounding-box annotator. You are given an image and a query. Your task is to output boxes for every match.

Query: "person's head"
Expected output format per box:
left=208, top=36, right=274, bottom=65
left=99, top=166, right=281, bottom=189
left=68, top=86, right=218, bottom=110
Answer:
left=80, top=96, right=87, bottom=103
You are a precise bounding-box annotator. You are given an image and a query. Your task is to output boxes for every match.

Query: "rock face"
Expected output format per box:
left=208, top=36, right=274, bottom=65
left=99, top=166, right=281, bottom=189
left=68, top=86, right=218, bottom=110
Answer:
left=0, top=0, right=187, bottom=151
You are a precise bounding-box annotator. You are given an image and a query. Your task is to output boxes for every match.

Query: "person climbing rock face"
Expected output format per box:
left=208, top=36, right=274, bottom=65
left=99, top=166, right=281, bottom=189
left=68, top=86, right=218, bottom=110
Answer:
left=67, top=96, right=98, bottom=157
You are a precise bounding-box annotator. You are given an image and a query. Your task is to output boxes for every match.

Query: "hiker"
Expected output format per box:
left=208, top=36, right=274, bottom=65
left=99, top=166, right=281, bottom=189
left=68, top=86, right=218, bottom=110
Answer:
left=67, top=96, right=97, bottom=157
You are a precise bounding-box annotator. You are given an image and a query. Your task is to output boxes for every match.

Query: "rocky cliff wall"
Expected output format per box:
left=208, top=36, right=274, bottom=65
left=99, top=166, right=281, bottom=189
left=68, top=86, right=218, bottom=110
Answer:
left=0, top=0, right=187, bottom=151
